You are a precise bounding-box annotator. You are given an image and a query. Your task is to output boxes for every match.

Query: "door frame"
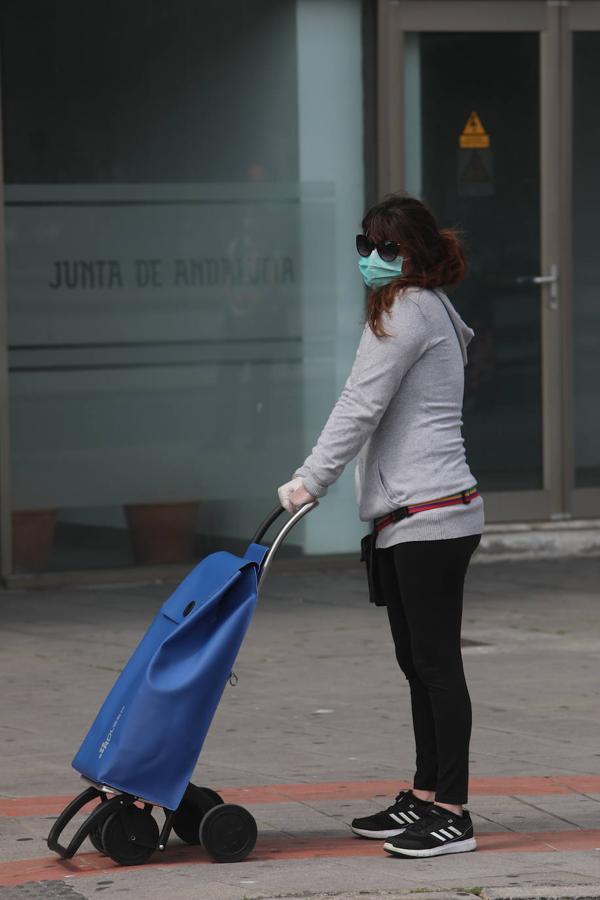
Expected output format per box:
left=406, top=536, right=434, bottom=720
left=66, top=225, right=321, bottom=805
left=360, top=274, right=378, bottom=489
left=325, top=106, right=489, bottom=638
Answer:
left=565, top=1, right=600, bottom=519
left=377, top=0, right=565, bottom=522
left=0, top=45, right=12, bottom=580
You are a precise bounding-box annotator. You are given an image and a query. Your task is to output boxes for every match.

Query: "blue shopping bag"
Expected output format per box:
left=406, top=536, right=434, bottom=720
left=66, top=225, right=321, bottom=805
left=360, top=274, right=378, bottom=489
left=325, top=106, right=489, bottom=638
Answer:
left=72, top=542, right=268, bottom=810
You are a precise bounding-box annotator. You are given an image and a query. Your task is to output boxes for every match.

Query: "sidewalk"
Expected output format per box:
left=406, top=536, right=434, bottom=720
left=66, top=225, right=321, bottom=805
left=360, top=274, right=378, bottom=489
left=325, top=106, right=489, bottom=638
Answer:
left=0, top=553, right=599, bottom=899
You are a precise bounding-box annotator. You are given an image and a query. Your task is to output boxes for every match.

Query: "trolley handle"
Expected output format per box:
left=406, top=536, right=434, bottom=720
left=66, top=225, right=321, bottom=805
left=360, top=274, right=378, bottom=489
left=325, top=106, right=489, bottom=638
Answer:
left=253, top=501, right=318, bottom=588
left=250, top=505, right=286, bottom=545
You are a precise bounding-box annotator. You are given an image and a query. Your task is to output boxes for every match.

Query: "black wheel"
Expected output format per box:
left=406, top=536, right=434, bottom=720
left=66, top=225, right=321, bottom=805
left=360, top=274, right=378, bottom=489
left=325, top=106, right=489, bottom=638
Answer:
left=89, top=823, right=105, bottom=854
left=191, top=785, right=224, bottom=808
left=172, top=784, right=224, bottom=845
left=101, top=806, right=158, bottom=866
left=88, top=799, right=108, bottom=854
left=199, top=803, right=257, bottom=863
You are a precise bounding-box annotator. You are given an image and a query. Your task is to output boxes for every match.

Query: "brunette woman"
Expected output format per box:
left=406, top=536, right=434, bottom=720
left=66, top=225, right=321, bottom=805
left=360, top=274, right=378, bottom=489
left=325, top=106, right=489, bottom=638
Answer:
left=278, top=193, right=484, bottom=858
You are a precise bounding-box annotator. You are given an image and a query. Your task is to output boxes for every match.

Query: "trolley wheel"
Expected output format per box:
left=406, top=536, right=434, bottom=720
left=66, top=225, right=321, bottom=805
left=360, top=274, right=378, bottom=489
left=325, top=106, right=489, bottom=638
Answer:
left=88, top=796, right=109, bottom=854
left=172, top=784, right=224, bottom=845
left=101, top=806, right=158, bottom=866
left=89, top=823, right=105, bottom=854
left=199, top=803, right=257, bottom=863
left=190, top=785, right=224, bottom=808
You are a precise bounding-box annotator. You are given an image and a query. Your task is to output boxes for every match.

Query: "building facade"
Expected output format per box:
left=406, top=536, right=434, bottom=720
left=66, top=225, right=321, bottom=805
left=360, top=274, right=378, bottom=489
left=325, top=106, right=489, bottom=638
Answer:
left=0, top=0, right=598, bottom=578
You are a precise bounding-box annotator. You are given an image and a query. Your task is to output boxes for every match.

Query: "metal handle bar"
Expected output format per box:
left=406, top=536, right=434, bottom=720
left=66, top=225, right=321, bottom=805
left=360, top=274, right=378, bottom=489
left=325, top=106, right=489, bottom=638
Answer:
left=254, top=501, right=318, bottom=589
left=250, top=505, right=287, bottom=545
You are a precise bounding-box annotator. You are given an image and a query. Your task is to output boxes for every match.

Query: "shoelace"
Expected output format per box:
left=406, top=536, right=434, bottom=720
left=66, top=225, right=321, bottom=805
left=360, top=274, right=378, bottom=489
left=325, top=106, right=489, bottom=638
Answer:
left=384, top=789, right=411, bottom=812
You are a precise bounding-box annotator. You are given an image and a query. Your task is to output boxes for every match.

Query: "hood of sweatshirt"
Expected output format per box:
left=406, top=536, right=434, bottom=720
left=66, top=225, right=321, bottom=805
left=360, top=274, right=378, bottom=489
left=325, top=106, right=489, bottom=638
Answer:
left=435, top=291, right=474, bottom=366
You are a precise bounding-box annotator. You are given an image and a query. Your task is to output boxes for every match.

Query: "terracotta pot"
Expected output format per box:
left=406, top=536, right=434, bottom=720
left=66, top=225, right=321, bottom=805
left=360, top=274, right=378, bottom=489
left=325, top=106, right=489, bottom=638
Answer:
left=124, top=501, right=199, bottom=565
left=12, top=508, right=57, bottom=571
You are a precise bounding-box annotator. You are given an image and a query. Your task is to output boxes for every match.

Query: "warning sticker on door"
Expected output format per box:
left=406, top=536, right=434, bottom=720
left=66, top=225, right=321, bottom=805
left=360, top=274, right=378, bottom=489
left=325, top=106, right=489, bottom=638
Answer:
left=459, top=111, right=490, bottom=149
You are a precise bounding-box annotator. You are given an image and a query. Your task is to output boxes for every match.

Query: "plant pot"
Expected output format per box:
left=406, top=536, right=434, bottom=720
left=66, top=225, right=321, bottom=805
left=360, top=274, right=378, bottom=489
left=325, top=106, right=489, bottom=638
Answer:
left=124, top=501, right=199, bottom=565
left=12, top=508, right=57, bottom=571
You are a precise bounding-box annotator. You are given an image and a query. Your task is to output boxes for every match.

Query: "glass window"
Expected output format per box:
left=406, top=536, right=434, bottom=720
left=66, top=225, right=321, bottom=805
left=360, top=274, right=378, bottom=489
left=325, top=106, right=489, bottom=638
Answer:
left=1, top=0, right=365, bottom=572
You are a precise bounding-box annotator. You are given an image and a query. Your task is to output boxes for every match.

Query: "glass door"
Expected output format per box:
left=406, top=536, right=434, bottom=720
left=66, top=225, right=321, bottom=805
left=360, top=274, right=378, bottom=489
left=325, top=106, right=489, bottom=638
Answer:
left=567, top=1, right=600, bottom=518
left=378, top=1, right=563, bottom=521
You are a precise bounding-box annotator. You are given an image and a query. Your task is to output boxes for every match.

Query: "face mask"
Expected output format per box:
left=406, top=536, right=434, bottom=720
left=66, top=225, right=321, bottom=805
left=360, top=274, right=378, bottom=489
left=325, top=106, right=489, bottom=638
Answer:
left=358, top=250, right=405, bottom=289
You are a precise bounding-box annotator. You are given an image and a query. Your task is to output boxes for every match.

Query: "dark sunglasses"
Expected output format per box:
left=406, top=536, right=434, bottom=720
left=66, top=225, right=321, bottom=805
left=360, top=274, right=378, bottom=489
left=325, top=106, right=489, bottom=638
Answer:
left=356, top=234, right=403, bottom=263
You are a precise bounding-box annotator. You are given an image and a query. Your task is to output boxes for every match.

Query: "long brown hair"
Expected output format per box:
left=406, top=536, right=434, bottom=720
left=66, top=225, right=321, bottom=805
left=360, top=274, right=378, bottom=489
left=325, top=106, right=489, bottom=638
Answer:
left=361, top=194, right=467, bottom=337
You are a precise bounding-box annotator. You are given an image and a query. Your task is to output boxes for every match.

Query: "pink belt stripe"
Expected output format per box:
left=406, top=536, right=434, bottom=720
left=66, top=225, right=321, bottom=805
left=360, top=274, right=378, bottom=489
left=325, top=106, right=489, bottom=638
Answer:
left=409, top=490, right=480, bottom=514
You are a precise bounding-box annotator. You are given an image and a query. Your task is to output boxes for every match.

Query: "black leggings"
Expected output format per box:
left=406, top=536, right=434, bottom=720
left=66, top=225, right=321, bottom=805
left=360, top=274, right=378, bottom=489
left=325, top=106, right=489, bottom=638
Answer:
left=376, top=534, right=481, bottom=805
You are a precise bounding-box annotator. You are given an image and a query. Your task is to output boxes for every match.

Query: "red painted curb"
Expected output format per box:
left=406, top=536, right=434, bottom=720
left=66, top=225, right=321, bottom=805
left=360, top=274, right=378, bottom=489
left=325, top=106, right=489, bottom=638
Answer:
left=2, top=774, right=599, bottom=818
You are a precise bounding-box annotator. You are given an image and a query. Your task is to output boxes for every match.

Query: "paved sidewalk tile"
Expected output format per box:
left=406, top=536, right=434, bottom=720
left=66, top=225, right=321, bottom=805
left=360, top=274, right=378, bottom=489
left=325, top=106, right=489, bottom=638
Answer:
left=1, top=555, right=599, bottom=898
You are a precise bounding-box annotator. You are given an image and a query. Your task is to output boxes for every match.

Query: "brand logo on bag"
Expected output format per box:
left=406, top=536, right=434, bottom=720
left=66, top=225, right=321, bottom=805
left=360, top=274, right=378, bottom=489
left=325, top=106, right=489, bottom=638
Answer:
left=98, top=705, right=126, bottom=759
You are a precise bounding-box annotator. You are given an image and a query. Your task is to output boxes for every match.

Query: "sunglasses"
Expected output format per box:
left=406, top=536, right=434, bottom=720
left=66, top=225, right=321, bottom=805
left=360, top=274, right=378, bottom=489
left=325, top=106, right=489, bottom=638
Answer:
left=356, top=234, right=403, bottom=263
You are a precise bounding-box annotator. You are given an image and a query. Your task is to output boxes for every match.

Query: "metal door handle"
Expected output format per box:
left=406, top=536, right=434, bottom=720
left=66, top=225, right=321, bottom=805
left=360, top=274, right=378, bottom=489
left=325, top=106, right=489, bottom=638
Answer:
left=516, top=264, right=559, bottom=309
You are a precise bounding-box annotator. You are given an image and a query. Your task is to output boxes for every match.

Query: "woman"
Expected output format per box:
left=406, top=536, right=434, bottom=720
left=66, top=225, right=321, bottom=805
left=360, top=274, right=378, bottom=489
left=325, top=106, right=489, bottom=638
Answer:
left=277, top=193, right=484, bottom=859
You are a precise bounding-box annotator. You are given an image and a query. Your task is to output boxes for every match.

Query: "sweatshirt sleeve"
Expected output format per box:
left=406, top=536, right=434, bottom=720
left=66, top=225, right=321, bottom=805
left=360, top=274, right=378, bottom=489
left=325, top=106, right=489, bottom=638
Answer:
left=293, top=297, right=430, bottom=498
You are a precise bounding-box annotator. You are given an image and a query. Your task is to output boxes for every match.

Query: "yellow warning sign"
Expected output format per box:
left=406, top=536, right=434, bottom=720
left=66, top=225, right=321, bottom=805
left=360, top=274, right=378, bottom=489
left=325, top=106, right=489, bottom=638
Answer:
left=459, top=111, right=490, bottom=149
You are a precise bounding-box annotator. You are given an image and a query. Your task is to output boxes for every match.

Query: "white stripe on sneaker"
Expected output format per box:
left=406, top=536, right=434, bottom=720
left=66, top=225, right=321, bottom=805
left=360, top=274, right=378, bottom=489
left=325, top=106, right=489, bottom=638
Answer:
left=390, top=813, right=405, bottom=825
left=430, top=831, right=446, bottom=841
left=399, top=812, right=414, bottom=824
left=439, top=829, right=454, bottom=839
left=408, top=810, right=419, bottom=820
left=449, top=825, right=462, bottom=835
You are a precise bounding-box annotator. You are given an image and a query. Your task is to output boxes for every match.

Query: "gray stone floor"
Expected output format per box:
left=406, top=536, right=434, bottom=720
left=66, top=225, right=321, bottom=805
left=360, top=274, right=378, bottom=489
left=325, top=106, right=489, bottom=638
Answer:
left=0, top=553, right=599, bottom=898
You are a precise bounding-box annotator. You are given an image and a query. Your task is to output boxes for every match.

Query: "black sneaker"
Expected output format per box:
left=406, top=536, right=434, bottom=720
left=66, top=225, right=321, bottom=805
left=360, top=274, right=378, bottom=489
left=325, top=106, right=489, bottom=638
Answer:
left=383, top=804, right=476, bottom=857
left=350, top=789, right=433, bottom=839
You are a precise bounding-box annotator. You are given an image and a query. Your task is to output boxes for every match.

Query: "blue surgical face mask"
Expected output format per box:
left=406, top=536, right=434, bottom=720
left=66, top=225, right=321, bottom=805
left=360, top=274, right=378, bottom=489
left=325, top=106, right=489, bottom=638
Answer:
left=358, top=250, right=406, bottom=289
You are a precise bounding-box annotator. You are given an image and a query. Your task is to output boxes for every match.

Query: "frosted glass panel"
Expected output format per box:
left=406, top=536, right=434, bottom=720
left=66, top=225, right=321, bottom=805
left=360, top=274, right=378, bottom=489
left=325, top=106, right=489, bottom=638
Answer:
left=6, top=183, right=336, bottom=569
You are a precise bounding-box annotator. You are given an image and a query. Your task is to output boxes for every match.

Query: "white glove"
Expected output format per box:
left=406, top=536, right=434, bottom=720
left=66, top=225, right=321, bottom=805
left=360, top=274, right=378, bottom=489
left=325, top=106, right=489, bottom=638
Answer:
left=277, top=476, right=305, bottom=513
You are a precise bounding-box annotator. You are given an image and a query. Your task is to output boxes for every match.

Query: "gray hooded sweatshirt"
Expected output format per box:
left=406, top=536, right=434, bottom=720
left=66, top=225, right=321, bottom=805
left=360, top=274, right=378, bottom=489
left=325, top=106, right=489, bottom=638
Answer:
left=293, top=286, right=484, bottom=548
